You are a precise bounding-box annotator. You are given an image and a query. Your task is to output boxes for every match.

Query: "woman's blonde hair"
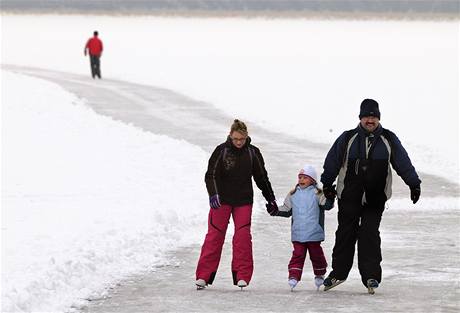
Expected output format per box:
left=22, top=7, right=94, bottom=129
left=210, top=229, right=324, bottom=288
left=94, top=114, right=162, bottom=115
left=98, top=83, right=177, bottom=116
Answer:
left=230, top=119, right=248, bottom=136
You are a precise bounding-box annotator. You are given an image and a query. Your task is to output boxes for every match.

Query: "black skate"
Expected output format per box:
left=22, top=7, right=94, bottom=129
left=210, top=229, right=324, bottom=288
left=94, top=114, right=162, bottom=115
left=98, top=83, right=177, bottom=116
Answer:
left=323, top=276, right=346, bottom=291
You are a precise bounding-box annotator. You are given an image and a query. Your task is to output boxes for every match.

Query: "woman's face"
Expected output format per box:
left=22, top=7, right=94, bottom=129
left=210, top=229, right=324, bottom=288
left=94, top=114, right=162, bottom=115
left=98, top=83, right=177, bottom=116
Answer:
left=230, top=131, right=247, bottom=149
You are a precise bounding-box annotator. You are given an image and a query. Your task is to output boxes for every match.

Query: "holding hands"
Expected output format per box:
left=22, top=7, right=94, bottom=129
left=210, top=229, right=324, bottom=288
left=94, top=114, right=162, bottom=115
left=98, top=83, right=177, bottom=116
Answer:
left=323, top=184, right=337, bottom=200
left=266, top=200, right=279, bottom=216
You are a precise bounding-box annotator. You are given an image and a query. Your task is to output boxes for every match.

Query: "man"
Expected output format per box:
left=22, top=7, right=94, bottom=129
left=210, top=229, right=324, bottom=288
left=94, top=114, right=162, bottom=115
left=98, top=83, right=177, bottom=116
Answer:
left=320, top=98, right=421, bottom=294
left=84, top=31, right=103, bottom=79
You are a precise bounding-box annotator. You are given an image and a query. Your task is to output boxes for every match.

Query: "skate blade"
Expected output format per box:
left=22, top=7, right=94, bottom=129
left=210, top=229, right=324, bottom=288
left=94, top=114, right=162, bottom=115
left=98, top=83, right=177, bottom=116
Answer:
left=323, top=280, right=345, bottom=291
left=196, top=285, right=206, bottom=290
left=368, top=287, right=375, bottom=294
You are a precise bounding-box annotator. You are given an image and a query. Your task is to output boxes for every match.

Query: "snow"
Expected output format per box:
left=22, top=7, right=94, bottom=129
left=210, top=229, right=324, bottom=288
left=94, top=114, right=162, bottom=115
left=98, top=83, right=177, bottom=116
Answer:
left=1, top=14, right=459, bottom=312
left=2, top=71, right=210, bottom=312
left=2, top=15, right=459, bottom=183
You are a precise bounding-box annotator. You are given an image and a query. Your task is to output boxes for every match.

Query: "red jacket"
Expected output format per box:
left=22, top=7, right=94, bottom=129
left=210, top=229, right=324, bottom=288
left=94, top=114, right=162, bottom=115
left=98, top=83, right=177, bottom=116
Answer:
left=85, top=37, right=103, bottom=56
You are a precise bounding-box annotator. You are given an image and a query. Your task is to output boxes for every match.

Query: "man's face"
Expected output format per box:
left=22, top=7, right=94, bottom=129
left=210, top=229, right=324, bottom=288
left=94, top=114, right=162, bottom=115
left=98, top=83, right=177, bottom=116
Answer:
left=360, top=116, right=380, bottom=133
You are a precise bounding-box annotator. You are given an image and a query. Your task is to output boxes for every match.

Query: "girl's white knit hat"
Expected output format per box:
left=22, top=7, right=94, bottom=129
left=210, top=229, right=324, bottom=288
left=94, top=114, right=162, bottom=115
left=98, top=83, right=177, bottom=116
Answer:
left=298, top=164, right=317, bottom=182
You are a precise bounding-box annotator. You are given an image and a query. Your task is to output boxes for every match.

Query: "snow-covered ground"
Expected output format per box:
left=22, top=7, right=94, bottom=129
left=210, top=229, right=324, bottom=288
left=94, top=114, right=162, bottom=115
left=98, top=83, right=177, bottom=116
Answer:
left=1, top=71, right=210, bottom=311
left=2, top=15, right=459, bottom=182
left=2, top=15, right=459, bottom=313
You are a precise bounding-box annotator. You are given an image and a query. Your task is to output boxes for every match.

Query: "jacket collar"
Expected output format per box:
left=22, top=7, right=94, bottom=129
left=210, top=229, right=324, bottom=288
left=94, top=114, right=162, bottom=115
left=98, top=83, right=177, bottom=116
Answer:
left=357, top=123, right=383, bottom=137
left=296, top=184, right=316, bottom=192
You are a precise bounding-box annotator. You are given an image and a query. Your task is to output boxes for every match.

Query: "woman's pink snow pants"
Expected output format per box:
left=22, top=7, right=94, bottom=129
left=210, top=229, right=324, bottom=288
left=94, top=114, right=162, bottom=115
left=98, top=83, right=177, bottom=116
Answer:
left=196, top=204, right=253, bottom=285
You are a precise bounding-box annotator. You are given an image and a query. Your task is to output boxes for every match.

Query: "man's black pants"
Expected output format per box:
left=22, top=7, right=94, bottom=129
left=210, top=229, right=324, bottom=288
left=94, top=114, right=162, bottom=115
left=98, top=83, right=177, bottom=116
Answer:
left=329, top=199, right=385, bottom=286
left=89, top=55, right=101, bottom=78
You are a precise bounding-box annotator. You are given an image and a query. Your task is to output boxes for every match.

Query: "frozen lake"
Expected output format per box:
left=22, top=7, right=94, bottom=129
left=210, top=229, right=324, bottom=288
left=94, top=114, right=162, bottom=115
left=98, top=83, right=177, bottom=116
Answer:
left=2, top=14, right=459, bottom=312
left=2, top=0, right=458, bottom=16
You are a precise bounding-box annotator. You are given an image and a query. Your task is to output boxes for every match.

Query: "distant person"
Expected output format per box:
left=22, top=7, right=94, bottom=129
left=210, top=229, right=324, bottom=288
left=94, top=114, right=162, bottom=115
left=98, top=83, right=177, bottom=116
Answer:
left=195, top=119, right=278, bottom=290
left=84, top=31, right=103, bottom=79
left=270, top=164, right=334, bottom=291
left=320, top=99, right=421, bottom=294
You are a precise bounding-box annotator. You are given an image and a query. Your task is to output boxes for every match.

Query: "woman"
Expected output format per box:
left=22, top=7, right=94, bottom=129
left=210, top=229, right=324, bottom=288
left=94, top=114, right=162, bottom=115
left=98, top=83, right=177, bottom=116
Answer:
left=195, top=119, right=278, bottom=290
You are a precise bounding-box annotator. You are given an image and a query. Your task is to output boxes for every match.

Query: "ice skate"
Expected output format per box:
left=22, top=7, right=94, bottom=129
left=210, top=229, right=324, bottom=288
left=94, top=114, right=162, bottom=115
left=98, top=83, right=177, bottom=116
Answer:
left=288, top=278, right=298, bottom=291
left=323, top=276, right=346, bottom=291
left=237, top=280, right=248, bottom=290
left=314, top=275, right=324, bottom=290
left=367, top=279, right=379, bottom=294
left=196, top=278, right=207, bottom=290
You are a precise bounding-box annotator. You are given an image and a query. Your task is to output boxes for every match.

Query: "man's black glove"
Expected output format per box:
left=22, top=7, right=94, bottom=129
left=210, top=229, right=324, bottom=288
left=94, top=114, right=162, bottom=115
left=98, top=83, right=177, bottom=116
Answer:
left=323, top=184, right=337, bottom=200
left=265, top=200, right=279, bottom=216
left=410, top=185, right=421, bottom=204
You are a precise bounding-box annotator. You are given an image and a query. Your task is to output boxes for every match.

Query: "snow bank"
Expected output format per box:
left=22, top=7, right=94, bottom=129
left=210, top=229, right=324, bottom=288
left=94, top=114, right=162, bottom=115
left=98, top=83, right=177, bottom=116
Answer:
left=2, top=15, right=458, bottom=183
left=1, top=71, right=209, bottom=312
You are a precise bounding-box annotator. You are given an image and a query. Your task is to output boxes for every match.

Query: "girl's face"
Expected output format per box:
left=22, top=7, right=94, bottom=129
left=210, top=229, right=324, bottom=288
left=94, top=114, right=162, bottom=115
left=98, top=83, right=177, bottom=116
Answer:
left=298, top=174, right=314, bottom=188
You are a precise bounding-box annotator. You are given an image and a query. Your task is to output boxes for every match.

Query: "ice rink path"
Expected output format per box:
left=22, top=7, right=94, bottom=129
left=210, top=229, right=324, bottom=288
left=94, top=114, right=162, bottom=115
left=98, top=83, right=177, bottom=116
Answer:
left=4, top=65, right=459, bottom=313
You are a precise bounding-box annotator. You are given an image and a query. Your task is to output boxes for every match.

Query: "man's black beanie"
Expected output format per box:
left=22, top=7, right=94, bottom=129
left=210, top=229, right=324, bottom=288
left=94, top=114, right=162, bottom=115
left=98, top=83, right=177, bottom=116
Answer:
left=359, top=99, right=381, bottom=119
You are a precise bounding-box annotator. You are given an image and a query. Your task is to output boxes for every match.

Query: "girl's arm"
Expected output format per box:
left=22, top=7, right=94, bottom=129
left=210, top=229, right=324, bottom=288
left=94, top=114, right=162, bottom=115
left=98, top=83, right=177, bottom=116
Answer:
left=276, top=192, right=293, bottom=217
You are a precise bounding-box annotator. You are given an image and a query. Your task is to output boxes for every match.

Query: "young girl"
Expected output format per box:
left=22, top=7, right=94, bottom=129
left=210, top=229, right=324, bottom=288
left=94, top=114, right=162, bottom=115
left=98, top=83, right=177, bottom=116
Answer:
left=273, top=164, right=334, bottom=290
